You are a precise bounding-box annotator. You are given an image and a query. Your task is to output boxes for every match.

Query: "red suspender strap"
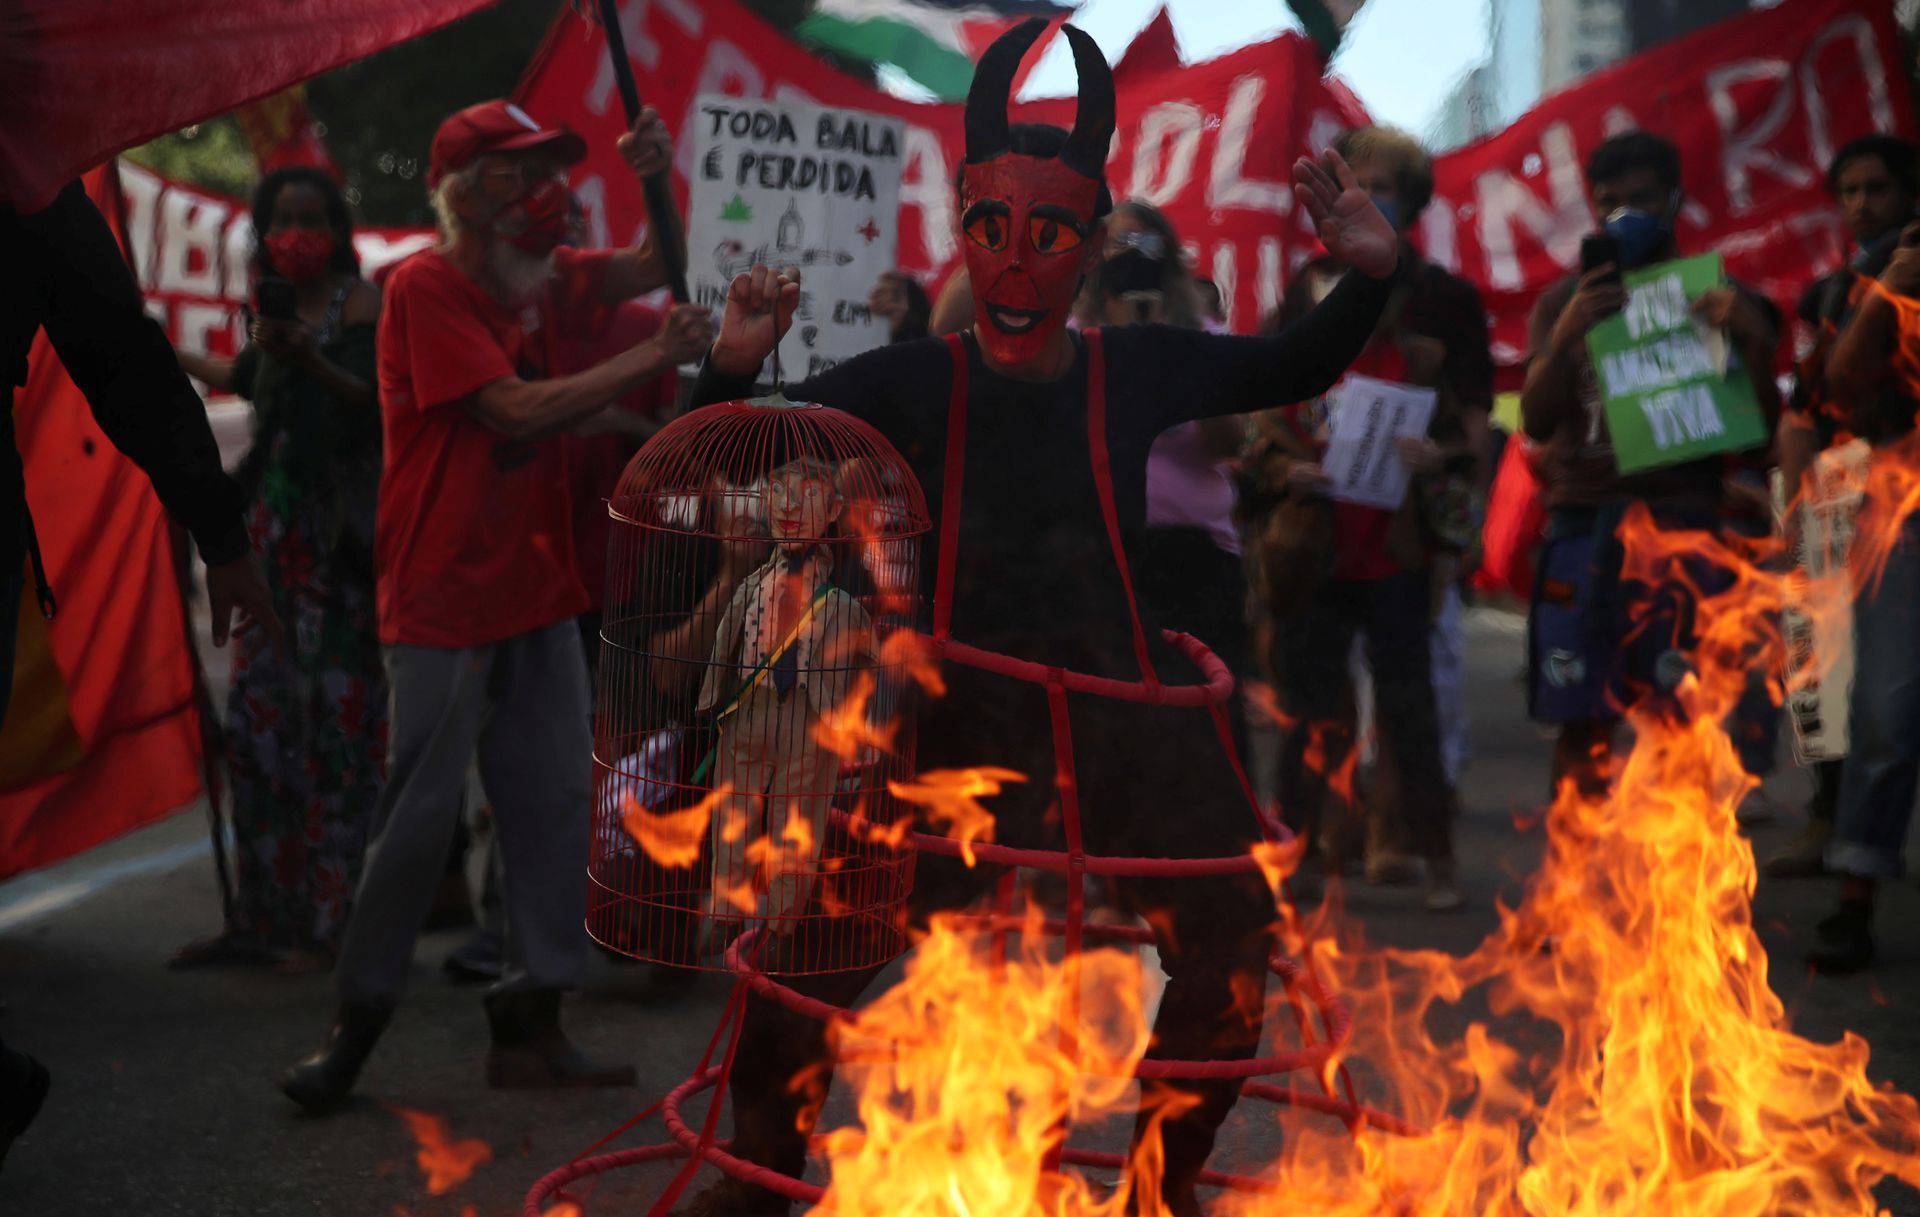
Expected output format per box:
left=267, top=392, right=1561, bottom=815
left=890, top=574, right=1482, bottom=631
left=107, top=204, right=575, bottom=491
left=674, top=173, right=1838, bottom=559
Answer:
left=932, top=332, right=971, bottom=640
left=1082, top=329, right=1160, bottom=687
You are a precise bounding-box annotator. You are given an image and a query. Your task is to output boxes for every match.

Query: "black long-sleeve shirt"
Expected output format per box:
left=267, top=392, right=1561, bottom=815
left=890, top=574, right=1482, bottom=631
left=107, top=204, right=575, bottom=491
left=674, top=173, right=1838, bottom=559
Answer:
left=693, top=268, right=1395, bottom=681
left=3, top=179, right=248, bottom=606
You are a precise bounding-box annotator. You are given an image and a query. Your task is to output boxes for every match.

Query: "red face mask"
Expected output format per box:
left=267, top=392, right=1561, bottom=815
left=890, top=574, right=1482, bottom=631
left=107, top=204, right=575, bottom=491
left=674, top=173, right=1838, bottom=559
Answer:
left=263, top=228, right=335, bottom=283
left=959, top=155, right=1099, bottom=370
left=499, top=178, right=572, bottom=256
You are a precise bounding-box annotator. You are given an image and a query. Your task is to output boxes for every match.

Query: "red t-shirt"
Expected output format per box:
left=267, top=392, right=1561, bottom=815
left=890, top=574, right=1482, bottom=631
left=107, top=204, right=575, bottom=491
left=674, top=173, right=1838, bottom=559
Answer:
left=555, top=300, right=675, bottom=608
left=374, top=247, right=611, bottom=648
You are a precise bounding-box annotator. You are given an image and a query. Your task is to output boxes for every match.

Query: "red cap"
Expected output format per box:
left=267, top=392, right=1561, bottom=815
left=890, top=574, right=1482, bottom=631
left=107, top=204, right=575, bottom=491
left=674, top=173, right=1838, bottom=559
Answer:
left=427, top=100, right=587, bottom=189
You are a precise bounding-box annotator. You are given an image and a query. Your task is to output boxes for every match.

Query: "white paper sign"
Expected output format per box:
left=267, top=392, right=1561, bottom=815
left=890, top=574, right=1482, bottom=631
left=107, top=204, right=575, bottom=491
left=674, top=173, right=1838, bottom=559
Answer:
left=686, top=94, right=905, bottom=381
left=1774, top=438, right=1868, bottom=763
left=1320, top=375, right=1437, bottom=510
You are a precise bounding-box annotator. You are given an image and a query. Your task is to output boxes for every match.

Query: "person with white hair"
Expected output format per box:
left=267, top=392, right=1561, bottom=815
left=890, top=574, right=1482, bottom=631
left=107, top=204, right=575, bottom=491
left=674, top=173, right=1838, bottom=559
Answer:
left=279, top=99, right=714, bottom=1113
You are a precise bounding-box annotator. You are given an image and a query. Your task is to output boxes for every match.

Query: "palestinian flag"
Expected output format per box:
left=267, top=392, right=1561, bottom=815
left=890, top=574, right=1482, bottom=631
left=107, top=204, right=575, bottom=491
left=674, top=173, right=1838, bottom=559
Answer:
left=795, top=0, right=1075, bottom=101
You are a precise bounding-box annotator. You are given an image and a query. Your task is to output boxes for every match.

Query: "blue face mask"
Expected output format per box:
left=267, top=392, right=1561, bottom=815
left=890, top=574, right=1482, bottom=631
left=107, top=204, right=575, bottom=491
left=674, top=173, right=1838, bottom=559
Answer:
left=1602, top=206, right=1672, bottom=269
left=1370, top=194, right=1402, bottom=233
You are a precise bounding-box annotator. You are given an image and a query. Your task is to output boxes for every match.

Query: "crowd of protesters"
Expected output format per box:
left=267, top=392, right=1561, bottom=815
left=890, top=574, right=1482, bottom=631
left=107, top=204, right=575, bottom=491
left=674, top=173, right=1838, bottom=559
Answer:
left=7, top=85, right=1920, bottom=1161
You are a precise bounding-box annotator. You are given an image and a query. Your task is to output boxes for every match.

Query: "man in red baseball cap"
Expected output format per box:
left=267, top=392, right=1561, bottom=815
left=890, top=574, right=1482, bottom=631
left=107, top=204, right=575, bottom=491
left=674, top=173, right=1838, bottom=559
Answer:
left=279, top=100, right=713, bottom=1113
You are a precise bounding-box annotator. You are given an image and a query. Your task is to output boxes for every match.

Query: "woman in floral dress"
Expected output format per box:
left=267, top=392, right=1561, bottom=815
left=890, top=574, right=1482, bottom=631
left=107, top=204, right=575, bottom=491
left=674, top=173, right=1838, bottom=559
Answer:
left=175, top=167, right=386, bottom=971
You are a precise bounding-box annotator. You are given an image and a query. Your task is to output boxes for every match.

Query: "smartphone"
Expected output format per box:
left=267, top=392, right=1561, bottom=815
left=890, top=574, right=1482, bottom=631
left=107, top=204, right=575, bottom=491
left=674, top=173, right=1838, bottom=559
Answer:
left=1579, top=232, right=1621, bottom=284
left=254, top=276, right=298, bottom=323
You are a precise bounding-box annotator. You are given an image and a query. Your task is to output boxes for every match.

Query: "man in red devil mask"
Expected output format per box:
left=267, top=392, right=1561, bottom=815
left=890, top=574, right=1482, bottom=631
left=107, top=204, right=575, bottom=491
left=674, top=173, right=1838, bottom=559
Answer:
left=680, top=21, right=1401, bottom=1216
left=278, top=100, right=713, bottom=1113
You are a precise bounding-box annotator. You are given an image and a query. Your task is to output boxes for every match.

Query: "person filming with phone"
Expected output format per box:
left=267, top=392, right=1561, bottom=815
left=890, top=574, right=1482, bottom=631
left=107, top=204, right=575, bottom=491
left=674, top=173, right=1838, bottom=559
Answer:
left=172, top=167, right=388, bottom=975
left=1520, top=131, right=1779, bottom=801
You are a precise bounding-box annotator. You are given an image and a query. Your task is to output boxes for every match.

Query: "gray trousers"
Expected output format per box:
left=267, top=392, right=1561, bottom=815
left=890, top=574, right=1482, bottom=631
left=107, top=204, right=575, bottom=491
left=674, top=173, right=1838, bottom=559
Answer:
left=336, top=619, right=591, bottom=1006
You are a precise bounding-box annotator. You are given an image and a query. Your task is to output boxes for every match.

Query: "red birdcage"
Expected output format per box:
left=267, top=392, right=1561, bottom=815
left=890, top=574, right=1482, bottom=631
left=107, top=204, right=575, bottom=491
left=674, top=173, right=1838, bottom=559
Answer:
left=588, top=393, right=930, bottom=975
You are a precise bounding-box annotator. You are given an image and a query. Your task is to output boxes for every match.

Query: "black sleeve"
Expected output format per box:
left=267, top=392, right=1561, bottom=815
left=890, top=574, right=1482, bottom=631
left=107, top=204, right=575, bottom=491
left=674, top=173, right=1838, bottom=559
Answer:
left=23, top=182, right=248, bottom=564
left=1146, top=265, right=1398, bottom=429
left=1442, top=276, right=1495, bottom=413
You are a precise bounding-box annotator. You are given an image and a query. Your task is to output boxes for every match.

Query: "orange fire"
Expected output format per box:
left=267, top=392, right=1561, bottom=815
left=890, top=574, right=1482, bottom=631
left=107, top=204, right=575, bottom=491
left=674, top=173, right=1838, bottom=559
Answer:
left=888, top=766, right=1024, bottom=866
left=808, top=908, right=1160, bottom=1216
left=385, top=1104, right=492, bottom=1197
left=800, top=504, right=1920, bottom=1215
left=620, top=784, right=731, bottom=869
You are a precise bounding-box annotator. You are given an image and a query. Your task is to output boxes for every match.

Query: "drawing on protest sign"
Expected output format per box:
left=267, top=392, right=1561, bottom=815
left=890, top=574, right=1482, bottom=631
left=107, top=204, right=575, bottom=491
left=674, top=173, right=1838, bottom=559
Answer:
left=1321, top=375, right=1437, bottom=511
left=1584, top=253, right=1769, bottom=474
left=1773, top=438, right=1868, bottom=763
left=686, top=94, right=904, bottom=380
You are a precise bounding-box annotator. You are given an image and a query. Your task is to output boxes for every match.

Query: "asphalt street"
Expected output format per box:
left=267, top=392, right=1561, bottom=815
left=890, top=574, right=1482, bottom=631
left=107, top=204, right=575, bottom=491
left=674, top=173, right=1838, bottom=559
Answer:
left=2, top=603, right=1918, bottom=1215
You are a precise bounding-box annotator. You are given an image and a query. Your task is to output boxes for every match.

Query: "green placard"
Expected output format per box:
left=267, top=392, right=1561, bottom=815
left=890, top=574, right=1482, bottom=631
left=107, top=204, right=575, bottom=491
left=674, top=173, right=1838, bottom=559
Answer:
left=1584, top=252, right=1769, bottom=475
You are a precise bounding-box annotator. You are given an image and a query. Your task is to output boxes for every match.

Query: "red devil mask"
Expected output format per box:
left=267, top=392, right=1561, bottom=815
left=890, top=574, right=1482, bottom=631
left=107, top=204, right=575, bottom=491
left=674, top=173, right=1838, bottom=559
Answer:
left=960, top=20, right=1114, bottom=371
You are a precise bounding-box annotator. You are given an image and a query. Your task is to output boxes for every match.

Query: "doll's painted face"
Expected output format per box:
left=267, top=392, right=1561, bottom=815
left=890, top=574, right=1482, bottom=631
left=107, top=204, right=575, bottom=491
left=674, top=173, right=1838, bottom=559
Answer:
left=765, top=468, right=841, bottom=543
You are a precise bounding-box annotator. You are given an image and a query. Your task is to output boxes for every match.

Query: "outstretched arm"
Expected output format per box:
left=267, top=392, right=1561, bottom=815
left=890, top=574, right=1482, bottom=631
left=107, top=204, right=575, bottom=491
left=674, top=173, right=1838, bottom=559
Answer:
left=1151, top=150, right=1401, bottom=425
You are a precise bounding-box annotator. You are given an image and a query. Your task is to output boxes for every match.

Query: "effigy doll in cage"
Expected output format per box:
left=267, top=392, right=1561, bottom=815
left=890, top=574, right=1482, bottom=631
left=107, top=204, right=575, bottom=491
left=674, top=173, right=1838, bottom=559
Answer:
left=692, top=458, right=873, bottom=951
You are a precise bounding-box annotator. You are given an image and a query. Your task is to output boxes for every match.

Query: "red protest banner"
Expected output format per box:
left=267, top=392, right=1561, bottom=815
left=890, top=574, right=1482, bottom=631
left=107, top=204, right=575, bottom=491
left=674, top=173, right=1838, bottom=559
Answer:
left=0, top=167, right=206, bottom=878
left=1420, top=0, right=1916, bottom=382
left=514, top=0, right=1367, bottom=332
left=114, top=160, right=432, bottom=366
left=0, top=0, right=501, bottom=212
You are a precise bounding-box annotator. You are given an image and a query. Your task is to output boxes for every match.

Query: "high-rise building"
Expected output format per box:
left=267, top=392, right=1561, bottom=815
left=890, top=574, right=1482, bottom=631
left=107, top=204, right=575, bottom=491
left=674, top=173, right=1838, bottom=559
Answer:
left=1539, top=0, right=1628, bottom=95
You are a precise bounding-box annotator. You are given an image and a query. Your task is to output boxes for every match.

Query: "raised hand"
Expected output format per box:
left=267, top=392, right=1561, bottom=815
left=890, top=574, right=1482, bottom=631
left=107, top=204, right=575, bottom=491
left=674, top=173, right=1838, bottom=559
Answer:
left=1293, top=149, right=1399, bottom=281
left=711, top=265, right=802, bottom=378
left=646, top=303, right=716, bottom=366
left=616, top=104, right=672, bottom=180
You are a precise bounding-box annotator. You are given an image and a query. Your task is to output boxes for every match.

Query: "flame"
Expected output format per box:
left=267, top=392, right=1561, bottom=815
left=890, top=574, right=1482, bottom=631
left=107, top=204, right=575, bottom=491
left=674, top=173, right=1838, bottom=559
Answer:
left=385, top=1105, right=492, bottom=1196
left=808, top=909, right=1161, bottom=1217
left=621, top=784, right=730, bottom=869
left=813, top=672, right=895, bottom=762
left=889, top=767, right=1023, bottom=866
left=882, top=629, right=948, bottom=697
left=803, top=502, right=1920, bottom=1215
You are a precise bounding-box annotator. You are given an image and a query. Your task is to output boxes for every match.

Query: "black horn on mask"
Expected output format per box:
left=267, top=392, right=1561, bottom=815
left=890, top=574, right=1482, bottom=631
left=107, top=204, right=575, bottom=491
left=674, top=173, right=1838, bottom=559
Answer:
left=963, top=17, right=1047, bottom=164
left=1058, top=25, right=1115, bottom=180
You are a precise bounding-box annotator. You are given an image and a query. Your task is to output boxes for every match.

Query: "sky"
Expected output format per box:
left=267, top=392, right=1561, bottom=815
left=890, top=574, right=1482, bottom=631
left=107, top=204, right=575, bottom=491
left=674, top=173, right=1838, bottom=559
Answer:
left=1019, top=0, right=1495, bottom=138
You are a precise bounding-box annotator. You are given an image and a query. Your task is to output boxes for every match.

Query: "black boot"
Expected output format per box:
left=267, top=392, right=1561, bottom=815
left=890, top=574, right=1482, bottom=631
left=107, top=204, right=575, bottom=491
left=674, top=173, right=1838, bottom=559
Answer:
left=1807, top=898, right=1876, bottom=975
left=484, top=990, right=636, bottom=1089
left=0, top=1044, right=49, bottom=1172
left=278, top=1003, right=392, bottom=1113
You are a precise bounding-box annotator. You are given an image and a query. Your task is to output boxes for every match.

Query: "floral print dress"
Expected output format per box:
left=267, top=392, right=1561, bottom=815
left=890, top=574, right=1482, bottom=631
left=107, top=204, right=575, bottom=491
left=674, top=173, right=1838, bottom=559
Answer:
left=224, top=290, right=387, bottom=954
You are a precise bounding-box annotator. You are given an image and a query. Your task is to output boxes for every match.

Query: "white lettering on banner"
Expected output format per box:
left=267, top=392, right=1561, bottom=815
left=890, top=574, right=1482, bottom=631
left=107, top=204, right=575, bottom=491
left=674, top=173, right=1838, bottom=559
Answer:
left=586, top=0, right=704, bottom=115
left=156, top=189, right=228, bottom=297
left=118, top=163, right=161, bottom=291
left=1637, top=383, right=1727, bottom=448
left=222, top=216, right=254, bottom=300
left=1476, top=121, right=1588, bottom=289
left=588, top=0, right=657, bottom=114
left=1623, top=273, right=1689, bottom=339
left=1257, top=236, right=1284, bottom=322
left=1207, top=75, right=1291, bottom=216
left=674, top=41, right=767, bottom=184
left=898, top=125, right=955, bottom=268
left=575, top=174, right=612, bottom=250
left=1419, top=201, right=1458, bottom=273
left=174, top=303, right=230, bottom=360
left=1128, top=100, right=1204, bottom=207
left=1802, top=16, right=1894, bottom=174
left=1210, top=242, right=1238, bottom=328
left=1708, top=58, right=1812, bottom=215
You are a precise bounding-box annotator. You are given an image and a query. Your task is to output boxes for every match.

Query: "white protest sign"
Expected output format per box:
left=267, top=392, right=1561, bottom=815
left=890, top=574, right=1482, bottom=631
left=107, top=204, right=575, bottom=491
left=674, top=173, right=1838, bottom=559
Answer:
left=1774, top=438, right=1868, bottom=763
left=687, top=94, right=905, bottom=381
left=1320, top=375, right=1437, bottom=511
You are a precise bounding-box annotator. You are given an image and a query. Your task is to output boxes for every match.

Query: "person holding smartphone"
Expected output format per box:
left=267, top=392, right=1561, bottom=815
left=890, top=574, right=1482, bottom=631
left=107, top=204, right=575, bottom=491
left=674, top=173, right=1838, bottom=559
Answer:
left=169, top=167, right=387, bottom=975
left=1520, top=131, right=1780, bottom=802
